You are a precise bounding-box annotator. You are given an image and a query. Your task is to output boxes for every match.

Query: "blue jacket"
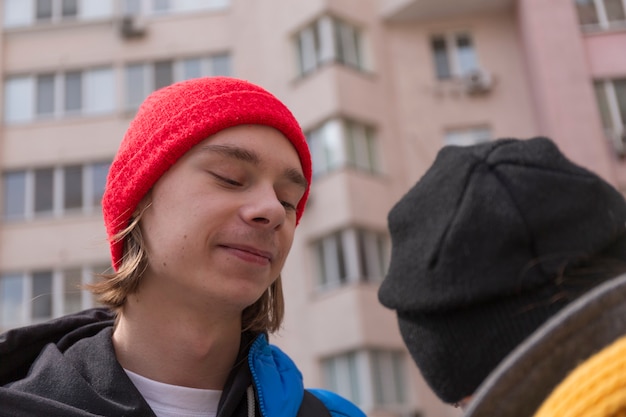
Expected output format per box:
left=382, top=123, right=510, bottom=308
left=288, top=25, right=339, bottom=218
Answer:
left=0, top=308, right=365, bottom=417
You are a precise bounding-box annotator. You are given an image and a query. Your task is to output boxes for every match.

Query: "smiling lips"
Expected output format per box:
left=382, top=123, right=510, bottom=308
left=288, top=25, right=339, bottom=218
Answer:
left=221, top=244, right=273, bottom=266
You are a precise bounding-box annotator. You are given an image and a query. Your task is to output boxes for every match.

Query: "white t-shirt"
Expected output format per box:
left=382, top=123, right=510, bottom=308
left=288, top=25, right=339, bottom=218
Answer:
left=124, top=369, right=222, bottom=417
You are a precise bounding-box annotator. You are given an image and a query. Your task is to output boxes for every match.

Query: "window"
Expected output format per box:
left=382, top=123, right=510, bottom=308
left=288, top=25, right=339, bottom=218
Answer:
left=2, top=162, right=111, bottom=221
left=64, top=165, right=83, bottom=210
left=595, top=78, right=626, bottom=151
left=322, top=350, right=407, bottom=410
left=444, top=126, right=492, bottom=147
left=36, top=73, right=55, bottom=117
left=61, top=0, right=78, bottom=18
left=431, top=33, right=479, bottom=79
left=575, top=0, right=626, bottom=30
left=3, top=0, right=114, bottom=27
left=0, top=265, right=105, bottom=330
left=306, top=119, right=380, bottom=178
left=0, top=274, right=24, bottom=329
left=3, top=171, right=27, bottom=221
left=295, top=15, right=369, bottom=77
left=90, top=162, right=110, bottom=208
left=64, top=71, right=82, bottom=112
left=121, top=0, right=229, bottom=16
left=36, top=0, right=54, bottom=21
left=314, top=227, right=388, bottom=290
left=32, top=271, right=53, bottom=319
left=34, top=168, right=54, bottom=215
left=4, top=68, right=115, bottom=124
left=125, top=54, right=232, bottom=109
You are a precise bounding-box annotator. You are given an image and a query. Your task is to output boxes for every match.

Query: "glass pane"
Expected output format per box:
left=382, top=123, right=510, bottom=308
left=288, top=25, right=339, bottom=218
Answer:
left=182, top=58, right=203, bottom=80
left=122, top=0, right=141, bottom=15
left=457, top=34, right=478, bottom=75
left=32, top=271, right=52, bottom=319
left=36, top=0, right=53, bottom=20
left=153, top=0, right=170, bottom=12
left=211, top=54, right=231, bottom=76
left=5, top=77, right=34, bottom=123
left=4, top=0, right=34, bottom=27
left=615, top=79, right=626, bottom=127
left=81, top=0, right=114, bottom=19
left=91, top=162, right=110, bottom=206
left=34, top=168, right=54, bottom=213
left=347, top=353, right=360, bottom=405
left=63, top=268, right=82, bottom=314
left=346, top=122, right=373, bottom=171
left=126, top=64, right=146, bottom=109
left=575, top=0, right=599, bottom=25
left=3, top=171, right=27, bottom=220
left=392, top=353, right=406, bottom=403
left=337, top=20, right=360, bottom=68
left=298, top=27, right=317, bottom=75
left=64, top=165, right=83, bottom=210
left=321, top=120, right=346, bottom=171
left=594, top=81, right=613, bottom=129
left=445, top=127, right=492, bottom=146
left=61, top=0, right=78, bottom=18
left=64, top=71, right=82, bottom=112
left=154, top=60, right=173, bottom=90
left=36, top=74, right=55, bottom=116
left=366, top=128, right=379, bottom=173
left=307, top=129, right=327, bottom=176
left=84, top=67, right=115, bottom=114
left=431, top=36, right=451, bottom=79
left=604, top=0, right=626, bottom=22
left=1, top=274, right=24, bottom=328
left=317, top=16, right=335, bottom=63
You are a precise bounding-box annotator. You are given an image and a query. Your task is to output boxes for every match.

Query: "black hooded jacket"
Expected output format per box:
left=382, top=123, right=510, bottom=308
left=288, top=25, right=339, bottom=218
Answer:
left=0, top=309, right=364, bottom=417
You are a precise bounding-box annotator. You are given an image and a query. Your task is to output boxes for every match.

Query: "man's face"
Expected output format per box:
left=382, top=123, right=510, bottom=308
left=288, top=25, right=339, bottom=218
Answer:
left=138, top=124, right=307, bottom=314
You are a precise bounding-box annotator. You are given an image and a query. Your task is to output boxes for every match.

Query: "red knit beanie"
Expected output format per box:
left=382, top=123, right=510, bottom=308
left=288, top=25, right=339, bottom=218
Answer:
left=102, top=76, right=311, bottom=270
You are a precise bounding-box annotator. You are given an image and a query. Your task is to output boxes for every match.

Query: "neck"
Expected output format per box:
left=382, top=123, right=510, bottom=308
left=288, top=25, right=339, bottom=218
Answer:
left=112, top=295, right=243, bottom=390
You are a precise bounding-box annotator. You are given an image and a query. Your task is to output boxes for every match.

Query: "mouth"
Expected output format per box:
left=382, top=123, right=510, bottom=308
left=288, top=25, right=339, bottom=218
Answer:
left=219, top=244, right=274, bottom=266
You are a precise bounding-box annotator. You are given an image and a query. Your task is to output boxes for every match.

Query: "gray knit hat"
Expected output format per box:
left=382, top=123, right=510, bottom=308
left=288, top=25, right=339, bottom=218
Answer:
left=378, top=137, right=626, bottom=404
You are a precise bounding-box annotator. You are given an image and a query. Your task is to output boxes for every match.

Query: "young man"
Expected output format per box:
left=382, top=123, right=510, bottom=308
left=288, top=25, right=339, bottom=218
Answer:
left=0, top=77, right=365, bottom=417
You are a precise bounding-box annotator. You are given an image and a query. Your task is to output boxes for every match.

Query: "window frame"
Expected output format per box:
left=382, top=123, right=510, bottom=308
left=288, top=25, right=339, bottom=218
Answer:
left=306, top=118, right=381, bottom=178
left=595, top=78, right=626, bottom=153
left=321, top=349, right=407, bottom=410
left=0, top=265, right=107, bottom=330
left=430, top=32, right=480, bottom=80
left=124, top=54, right=232, bottom=110
left=4, top=67, right=115, bottom=124
left=313, top=227, right=389, bottom=291
left=576, top=0, right=626, bottom=30
left=294, top=15, right=369, bottom=77
left=2, top=162, right=111, bottom=222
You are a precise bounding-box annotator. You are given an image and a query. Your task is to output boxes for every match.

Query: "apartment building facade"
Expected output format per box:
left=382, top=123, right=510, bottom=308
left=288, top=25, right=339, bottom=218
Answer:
left=0, top=0, right=624, bottom=416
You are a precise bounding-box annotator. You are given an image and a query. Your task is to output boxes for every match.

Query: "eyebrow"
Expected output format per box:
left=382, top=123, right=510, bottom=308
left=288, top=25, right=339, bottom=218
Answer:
left=200, top=144, right=309, bottom=190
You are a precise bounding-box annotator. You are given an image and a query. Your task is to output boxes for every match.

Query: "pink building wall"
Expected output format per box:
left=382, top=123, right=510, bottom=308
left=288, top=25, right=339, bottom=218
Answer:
left=516, top=0, right=616, bottom=182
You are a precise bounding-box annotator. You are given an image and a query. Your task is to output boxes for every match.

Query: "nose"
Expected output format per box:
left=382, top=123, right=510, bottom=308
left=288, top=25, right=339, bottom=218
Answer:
left=241, top=185, right=286, bottom=230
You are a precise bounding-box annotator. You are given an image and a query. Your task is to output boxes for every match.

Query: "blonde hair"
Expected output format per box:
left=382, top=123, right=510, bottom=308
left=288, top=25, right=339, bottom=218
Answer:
left=89, top=210, right=285, bottom=333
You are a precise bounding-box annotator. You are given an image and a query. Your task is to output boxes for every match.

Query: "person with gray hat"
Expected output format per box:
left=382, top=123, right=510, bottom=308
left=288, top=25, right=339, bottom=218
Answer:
left=378, top=137, right=626, bottom=410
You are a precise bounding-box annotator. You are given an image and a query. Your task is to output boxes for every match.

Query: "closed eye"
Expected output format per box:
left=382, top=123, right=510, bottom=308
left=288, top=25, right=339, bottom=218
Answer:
left=210, top=172, right=242, bottom=187
left=281, top=201, right=297, bottom=211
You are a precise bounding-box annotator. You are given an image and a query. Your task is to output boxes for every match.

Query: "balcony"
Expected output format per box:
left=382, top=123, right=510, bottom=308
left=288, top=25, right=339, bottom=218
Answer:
left=381, top=0, right=515, bottom=22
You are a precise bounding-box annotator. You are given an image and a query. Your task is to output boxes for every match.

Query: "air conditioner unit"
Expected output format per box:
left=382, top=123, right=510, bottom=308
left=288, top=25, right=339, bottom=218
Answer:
left=462, top=69, right=494, bottom=95
left=119, top=15, right=147, bottom=39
